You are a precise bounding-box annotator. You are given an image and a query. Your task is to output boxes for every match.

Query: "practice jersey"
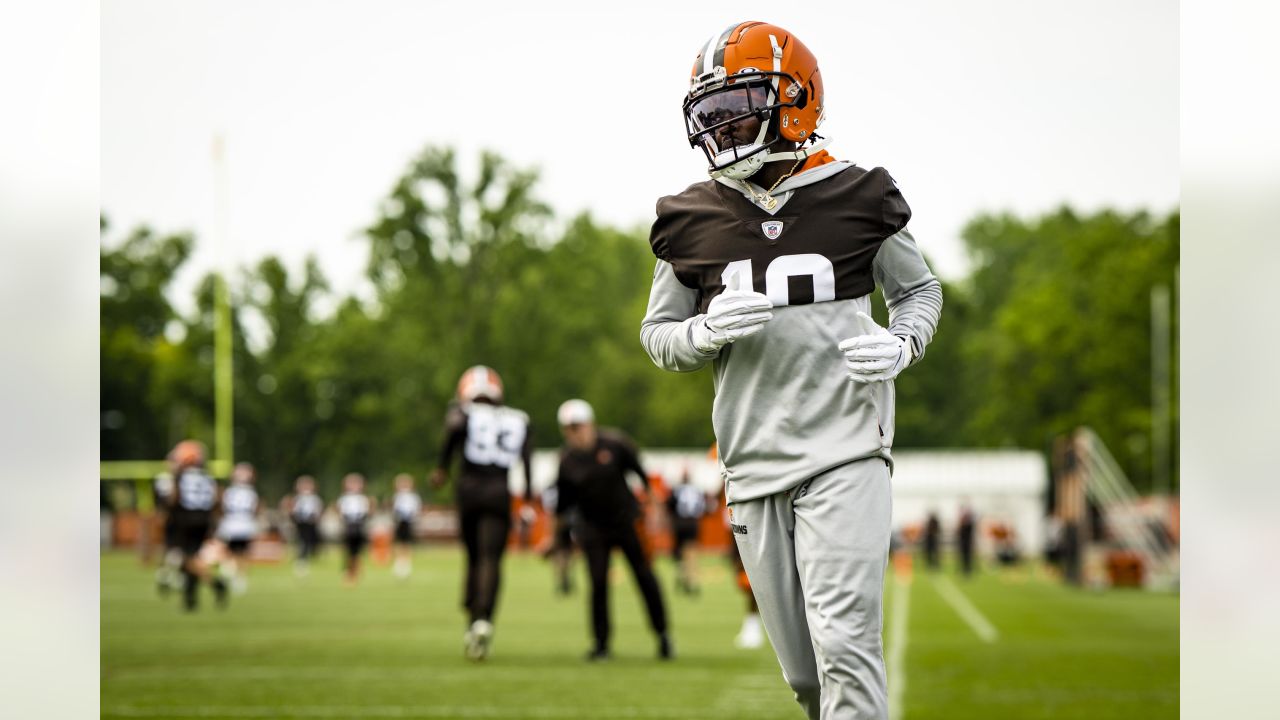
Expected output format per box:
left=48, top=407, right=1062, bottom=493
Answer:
left=392, top=490, right=422, bottom=522
left=669, top=484, right=708, bottom=521
left=440, top=401, right=533, bottom=493
left=641, top=161, right=942, bottom=502
left=217, top=484, right=259, bottom=540
left=291, top=492, right=323, bottom=523
left=554, top=429, right=649, bottom=528
left=173, top=467, right=217, bottom=515
left=337, top=493, right=371, bottom=532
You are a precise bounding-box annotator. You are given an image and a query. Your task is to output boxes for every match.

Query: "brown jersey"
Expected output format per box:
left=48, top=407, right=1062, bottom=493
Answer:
left=649, top=165, right=911, bottom=313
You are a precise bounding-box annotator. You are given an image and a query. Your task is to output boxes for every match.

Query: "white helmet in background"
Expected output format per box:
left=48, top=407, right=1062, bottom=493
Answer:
left=557, top=399, right=595, bottom=427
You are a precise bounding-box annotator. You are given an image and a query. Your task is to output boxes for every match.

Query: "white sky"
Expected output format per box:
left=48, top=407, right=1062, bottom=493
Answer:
left=102, top=0, right=1178, bottom=310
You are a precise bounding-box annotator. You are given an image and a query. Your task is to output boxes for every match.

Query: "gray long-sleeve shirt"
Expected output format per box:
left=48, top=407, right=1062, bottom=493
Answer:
left=640, top=162, right=942, bottom=503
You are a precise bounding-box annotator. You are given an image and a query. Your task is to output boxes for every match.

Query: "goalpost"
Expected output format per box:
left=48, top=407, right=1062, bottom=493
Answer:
left=101, top=135, right=235, bottom=548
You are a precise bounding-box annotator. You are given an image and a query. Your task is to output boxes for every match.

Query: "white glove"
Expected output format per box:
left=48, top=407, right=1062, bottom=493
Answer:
left=839, top=311, right=913, bottom=383
left=692, top=289, right=774, bottom=353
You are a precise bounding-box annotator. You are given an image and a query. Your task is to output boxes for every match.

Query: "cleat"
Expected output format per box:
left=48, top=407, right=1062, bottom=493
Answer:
left=465, top=620, right=494, bottom=661
left=658, top=634, right=674, bottom=660
left=585, top=648, right=612, bottom=662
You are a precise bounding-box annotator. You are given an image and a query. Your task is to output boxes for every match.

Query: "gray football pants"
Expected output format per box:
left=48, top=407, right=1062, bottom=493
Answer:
left=730, top=457, right=892, bottom=720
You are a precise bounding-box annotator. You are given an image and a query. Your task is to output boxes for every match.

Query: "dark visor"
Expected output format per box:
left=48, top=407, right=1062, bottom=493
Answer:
left=687, top=84, right=772, bottom=134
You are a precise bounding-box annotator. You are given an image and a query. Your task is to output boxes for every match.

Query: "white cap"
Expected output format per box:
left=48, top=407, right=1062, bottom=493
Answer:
left=557, top=399, right=595, bottom=426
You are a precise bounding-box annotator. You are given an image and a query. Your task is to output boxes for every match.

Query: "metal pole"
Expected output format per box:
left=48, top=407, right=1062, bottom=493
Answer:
left=1151, top=284, right=1171, bottom=497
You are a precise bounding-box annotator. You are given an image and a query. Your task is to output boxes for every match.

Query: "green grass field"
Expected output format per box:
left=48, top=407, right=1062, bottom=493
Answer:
left=101, top=547, right=1177, bottom=719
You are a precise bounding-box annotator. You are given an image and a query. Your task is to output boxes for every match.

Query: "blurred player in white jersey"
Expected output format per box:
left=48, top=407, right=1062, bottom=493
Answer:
left=431, top=365, right=534, bottom=661
left=215, top=462, right=260, bottom=594
left=282, top=474, right=323, bottom=576
left=666, top=470, right=710, bottom=595
left=335, top=473, right=374, bottom=585
left=162, top=440, right=229, bottom=611
left=391, top=473, right=422, bottom=579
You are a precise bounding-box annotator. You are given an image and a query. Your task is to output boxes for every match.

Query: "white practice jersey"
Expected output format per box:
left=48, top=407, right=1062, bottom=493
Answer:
left=218, top=484, right=259, bottom=540
left=672, top=484, right=708, bottom=520
left=393, top=490, right=421, bottom=521
left=292, top=493, right=323, bottom=523
left=176, top=468, right=217, bottom=512
left=338, top=493, right=371, bottom=526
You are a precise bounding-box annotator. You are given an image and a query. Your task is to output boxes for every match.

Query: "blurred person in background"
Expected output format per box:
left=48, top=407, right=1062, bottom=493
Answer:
left=391, top=473, right=422, bottom=580
left=923, top=511, right=941, bottom=571
left=539, top=483, right=576, bottom=596
left=152, top=467, right=182, bottom=596
left=431, top=365, right=533, bottom=661
left=640, top=21, right=942, bottom=719
left=666, top=469, right=710, bottom=596
left=336, top=473, right=375, bottom=586
left=216, top=462, right=260, bottom=595
left=163, top=440, right=229, bottom=611
left=553, top=398, right=672, bottom=662
left=281, top=475, right=323, bottom=577
left=957, top=503, right=977, bottom=578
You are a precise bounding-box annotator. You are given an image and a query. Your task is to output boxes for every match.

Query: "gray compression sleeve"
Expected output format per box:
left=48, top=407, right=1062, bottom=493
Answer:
left=639, top=260, right=720, bottom=372
left=872, top=229, right=943, bottom=365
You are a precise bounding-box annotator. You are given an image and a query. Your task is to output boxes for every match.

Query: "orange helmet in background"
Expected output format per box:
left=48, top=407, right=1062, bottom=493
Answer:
left=684, top=21, right=829, bottom=180
left=168, top=439, right=207, bottom=469
left=457, top=365, right=504, bottom=404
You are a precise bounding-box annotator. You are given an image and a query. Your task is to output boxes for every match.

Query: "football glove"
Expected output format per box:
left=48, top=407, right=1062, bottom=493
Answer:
left=839, top=311, right=913, bottom=383
left=692, top=289, right=774, bottom=353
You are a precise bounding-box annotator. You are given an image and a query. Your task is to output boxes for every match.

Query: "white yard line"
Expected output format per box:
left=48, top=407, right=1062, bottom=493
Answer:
left=887, top=573, right=911, bottom=720
left=104, top=706, right=710, bottom=719
left=933, top=576, right=999, bottom=643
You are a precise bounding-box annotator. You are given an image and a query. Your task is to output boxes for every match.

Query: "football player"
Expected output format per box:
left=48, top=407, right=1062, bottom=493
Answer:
left=665, top=469, right=709, bottom=596
left=390, top=473, right=422, bottom=579
left=431, top=365, right=533, bottom=661
left=151, top=468, right=182, bottom=596
left=162, top=440, right=229, bottom=611
left=215, top=462, right=260, bottom=594
left=553, top=399, right=671, bottom=662
left=281, top=474, right=323, bottom=576
left=335, top=473, right=374, bottom=585
left=640, top=22, right=943, bottom=720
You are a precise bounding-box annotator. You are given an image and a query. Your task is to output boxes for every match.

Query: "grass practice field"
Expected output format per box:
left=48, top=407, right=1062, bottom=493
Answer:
left=101, top=547, right=1178, bottom=719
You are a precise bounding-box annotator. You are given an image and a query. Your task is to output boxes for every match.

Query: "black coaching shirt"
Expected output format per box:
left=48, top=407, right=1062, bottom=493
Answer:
left=554, top=430, right=649, bottom=529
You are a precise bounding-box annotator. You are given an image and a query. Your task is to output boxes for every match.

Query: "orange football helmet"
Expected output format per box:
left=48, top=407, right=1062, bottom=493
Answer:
left=168, top=439, right=207, bottom=469
left=684, top=22, right=829, bottom=180
left=457, top=365, right=504, bottom=404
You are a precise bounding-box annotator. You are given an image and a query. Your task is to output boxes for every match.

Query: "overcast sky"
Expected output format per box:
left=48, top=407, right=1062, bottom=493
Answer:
left=102, top=0, right=1177, bottom=310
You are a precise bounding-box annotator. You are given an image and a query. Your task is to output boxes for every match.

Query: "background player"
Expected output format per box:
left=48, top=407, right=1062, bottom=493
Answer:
left=431, top=365, right=533, bottom=661
left=666, top=469, right=710, bottom=596
left=281, top=475, right=323, bottom=577
left=539, top=483, right=576, bottom=596
left=335, top=473, right=374, bottom=585
left=216, top=462, right=260, bottom=594
left=151, top=467, right=181, bottom=596
left=390, top=473, right=422, bottom=579
left=640, top=22, right=942, bottom=719
left=553, top=399, right=671, bottom=662
left=163, top=440, right=228, bottom=611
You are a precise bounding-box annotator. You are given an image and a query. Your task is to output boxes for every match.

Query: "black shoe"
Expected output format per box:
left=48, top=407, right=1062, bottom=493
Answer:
left=585, top=648, right=611, bottom=662
left=213, top=579, right=229, bottom=609
left=658, top=634, right=674, bottom=660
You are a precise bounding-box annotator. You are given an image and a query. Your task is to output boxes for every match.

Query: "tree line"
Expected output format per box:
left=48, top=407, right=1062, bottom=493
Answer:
left=101, top=145, right=1179, bottom=501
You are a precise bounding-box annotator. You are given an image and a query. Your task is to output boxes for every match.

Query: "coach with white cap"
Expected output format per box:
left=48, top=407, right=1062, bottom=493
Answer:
left=552, top=398, right=672, bottom=662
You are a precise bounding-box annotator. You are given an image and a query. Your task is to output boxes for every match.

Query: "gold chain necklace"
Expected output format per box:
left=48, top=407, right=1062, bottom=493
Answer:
left=745, top=156, right=806, bottom=211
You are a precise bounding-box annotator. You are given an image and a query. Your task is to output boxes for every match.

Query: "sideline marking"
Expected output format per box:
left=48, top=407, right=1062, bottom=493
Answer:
left=934, top=575, right=999, bottom=643
left=887, top=573, right=911, bottom=720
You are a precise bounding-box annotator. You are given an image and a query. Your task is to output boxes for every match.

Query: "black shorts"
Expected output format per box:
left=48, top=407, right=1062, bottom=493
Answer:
left=226, top=538, right=252, bottom=556
left=394, top=520, right=415, bottom=544
left=344, top=531, right=367, bottom=556
left=674, top=519, right=700, bottom=545
left=174, top=521, right=211, bottom=556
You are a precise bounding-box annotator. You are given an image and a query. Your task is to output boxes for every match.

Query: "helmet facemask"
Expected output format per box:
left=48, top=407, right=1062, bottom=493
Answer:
left=684, top=77, right=783, bottom=180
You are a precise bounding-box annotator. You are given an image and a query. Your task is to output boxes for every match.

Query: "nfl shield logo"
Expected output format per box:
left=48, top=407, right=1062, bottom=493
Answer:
left=762, top=220, right=784, bottom=240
